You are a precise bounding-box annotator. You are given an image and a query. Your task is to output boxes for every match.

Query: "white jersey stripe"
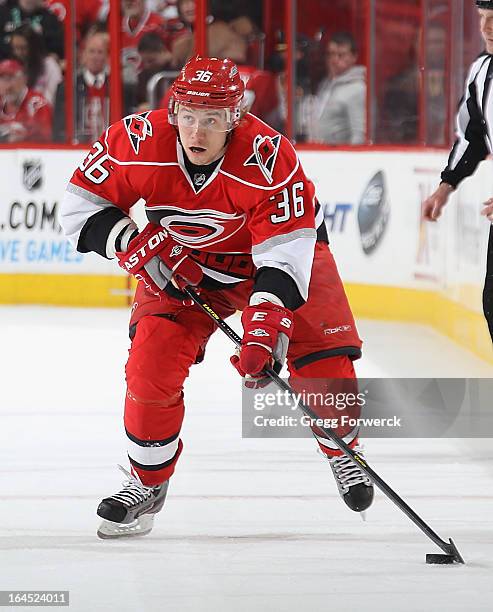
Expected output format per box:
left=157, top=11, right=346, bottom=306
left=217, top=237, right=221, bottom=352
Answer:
left=197, top=265, right=246, bottom=284
left=61, top=189, right=115, bottom=247
left=253, top=230, right=316, bottom=301
left=252, top=228, right=317, bottom=256
left=220, top=156, right=300, bottom=191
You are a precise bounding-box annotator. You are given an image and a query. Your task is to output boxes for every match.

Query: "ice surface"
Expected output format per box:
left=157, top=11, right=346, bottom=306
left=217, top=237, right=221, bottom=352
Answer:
left=0, top=306, right=491, bottom=611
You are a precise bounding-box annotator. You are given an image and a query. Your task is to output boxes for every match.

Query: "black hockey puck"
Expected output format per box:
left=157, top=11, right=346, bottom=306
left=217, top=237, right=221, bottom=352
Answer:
left=425, top=553, right=456, bottom=564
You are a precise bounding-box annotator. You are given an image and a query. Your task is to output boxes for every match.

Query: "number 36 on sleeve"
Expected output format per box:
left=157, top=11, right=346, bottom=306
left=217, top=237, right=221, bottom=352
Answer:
left=269, top=181, right=304, bottom=224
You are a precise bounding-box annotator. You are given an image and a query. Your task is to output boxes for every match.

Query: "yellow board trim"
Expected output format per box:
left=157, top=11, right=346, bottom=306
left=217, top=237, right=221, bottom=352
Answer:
left=0, top=273, right=133, bottom=308
left=345, top=283, right=493, bottom=364
left=0, top=274, right=491, bottom=363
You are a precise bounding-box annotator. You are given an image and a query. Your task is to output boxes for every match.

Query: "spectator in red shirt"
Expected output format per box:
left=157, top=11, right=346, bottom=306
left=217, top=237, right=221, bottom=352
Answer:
left=121, top=0, right=168, bottom=86
left=0, top=58, right=52, bottom=142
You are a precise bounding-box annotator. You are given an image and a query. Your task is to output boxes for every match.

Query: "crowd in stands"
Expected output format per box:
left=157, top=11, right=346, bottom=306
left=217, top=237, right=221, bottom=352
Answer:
left=0, top=0, right=447, bottom=147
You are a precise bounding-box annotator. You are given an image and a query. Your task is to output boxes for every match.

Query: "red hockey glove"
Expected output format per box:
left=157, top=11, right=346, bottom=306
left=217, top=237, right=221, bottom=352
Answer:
left=116, top=223, right=203, bottom=295
left=230, top=302, right=294, bottom=382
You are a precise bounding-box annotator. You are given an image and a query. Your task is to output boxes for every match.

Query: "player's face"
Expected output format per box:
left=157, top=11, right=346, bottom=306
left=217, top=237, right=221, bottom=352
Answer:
left=177, top=105, right=229, bottom=165
left=479, top=9, right=493, bottom=53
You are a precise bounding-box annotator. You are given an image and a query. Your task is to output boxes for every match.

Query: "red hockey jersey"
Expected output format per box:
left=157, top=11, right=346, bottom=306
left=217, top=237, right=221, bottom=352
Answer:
left=62, top=111, right=321, bottom=300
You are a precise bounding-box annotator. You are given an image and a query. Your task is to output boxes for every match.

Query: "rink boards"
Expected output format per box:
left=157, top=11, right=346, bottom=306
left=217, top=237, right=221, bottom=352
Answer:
left=0, top=146, right=491, bottom=362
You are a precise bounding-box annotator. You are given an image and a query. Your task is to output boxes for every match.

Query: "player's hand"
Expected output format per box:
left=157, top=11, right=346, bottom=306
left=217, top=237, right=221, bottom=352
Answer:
left=480, top=196, right=493, bottom=222
left=230, top=302, right=294, bottom=383
left=422, top=183, right=454, bottom=221
left=116, top=223, right=202, bottom=295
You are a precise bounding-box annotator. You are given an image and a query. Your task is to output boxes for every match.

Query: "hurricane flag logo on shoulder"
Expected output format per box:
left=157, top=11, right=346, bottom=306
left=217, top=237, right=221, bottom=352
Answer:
left=244, top=134, right=281, bottom=184
left=124, top=111, right=153, bottom=154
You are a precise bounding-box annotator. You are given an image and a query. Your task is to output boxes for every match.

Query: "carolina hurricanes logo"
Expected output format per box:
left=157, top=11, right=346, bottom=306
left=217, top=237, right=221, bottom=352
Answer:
left=146, top=206, right=247, bottom=248
left=124, top=112, right=153, bottom=154
left=244, top=134, right=281, bottom=185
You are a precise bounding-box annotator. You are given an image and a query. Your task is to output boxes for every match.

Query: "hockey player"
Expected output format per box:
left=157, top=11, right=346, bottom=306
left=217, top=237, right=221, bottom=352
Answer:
left=61, top=55, right=373, bottom=539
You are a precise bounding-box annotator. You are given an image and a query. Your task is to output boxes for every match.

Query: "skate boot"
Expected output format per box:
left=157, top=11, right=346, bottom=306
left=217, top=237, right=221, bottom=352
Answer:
left=97, top=465, right=169, bottom=539
left=325, top=445, right=374, bottom=512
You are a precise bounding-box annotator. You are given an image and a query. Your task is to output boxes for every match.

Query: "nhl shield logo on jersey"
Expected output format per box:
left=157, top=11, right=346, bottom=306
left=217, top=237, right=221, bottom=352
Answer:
left=244, top=134, right=281, bottom=184
left=193, top=173, right=206, bottom=187
left=22, top=159, right=42, bottom=191
left=124, top=112, right=153, bottom=155
left=169, top=244, right=184, bottom=257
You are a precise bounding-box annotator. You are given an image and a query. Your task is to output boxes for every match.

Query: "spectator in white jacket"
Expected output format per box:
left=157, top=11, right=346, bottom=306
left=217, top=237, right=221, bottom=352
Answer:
left=311, top=31, right=366, bottom=144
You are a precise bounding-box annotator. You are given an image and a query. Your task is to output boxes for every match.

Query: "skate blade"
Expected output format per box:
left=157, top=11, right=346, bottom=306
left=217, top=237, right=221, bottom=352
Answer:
left=97, top=514, right=155, bottom=539
left=359, top=511, right=367, bottom=522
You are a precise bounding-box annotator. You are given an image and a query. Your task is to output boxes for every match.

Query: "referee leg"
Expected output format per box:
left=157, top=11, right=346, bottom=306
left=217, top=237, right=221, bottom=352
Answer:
left=482, top=224, right=493, bottom=342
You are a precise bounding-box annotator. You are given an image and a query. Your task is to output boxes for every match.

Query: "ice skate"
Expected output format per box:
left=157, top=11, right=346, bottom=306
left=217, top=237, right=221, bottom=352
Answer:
left=325, top=445, right=374, bottom=512
left=97, top=465, right=169, bottom=539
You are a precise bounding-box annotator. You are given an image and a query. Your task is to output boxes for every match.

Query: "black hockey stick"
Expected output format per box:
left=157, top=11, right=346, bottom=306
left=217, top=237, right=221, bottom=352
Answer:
left=183, top=285, right=465, bottom=564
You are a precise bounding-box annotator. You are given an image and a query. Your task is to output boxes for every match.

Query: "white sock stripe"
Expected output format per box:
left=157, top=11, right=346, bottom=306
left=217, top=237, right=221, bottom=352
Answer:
left=127, top=437, right=179, bottom=467
left=314, top=426, right=359, bottom=450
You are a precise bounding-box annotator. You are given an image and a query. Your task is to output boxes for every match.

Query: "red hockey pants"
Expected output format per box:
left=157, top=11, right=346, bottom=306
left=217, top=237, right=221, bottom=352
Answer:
left=124, top=242, right=362, bottom=486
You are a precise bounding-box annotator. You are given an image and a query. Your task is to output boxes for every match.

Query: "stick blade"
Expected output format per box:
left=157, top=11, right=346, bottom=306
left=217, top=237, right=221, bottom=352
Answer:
left=426, top=553, right=455, bottom=564
left=426, top=539, right=465, bottom=565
